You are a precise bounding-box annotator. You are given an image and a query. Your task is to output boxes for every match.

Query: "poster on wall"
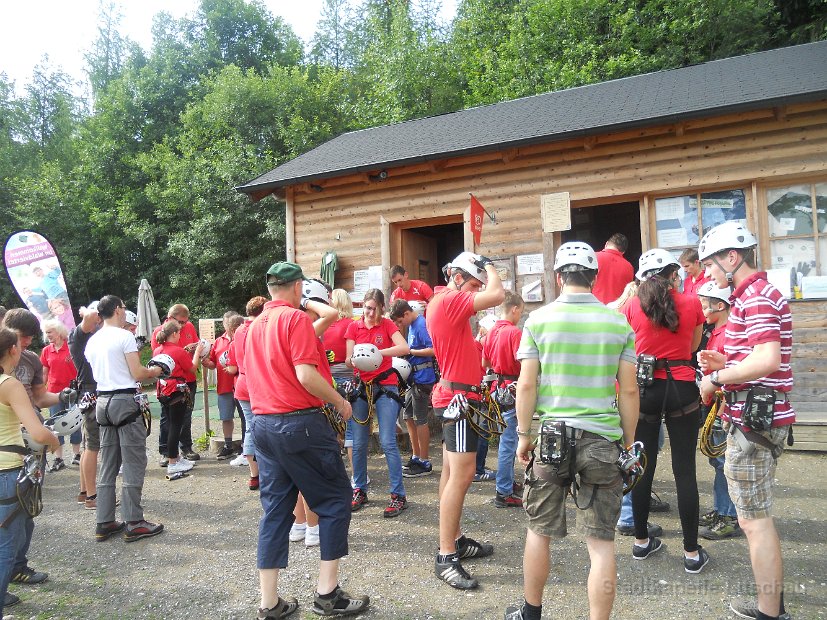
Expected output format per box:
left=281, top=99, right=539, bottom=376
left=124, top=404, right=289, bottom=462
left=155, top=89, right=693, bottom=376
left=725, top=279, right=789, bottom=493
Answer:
left=3, top=230, right=76, bottom=330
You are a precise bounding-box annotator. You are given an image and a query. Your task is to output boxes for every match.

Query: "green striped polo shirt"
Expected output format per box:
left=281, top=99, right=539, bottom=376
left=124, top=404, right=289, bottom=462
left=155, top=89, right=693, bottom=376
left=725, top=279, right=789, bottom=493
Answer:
left=517, top=292, right=636, bottom=441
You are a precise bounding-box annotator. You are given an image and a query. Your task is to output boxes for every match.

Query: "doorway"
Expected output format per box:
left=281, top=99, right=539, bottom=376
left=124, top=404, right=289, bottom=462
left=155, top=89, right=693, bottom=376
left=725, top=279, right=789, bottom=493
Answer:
left=392, top=217, right=464, bottom=291
left=562, top=201, right=642, bottom=268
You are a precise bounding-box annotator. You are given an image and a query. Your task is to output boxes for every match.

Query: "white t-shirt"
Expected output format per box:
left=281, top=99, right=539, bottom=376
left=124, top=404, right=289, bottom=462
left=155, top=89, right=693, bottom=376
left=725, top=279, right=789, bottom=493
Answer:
left=85, top=325, right=139, bottom=391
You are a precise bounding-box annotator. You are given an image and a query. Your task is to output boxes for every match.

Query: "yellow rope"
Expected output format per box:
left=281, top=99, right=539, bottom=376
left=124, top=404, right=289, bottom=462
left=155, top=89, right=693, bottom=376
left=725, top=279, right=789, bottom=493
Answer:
left=699, top=392, right=727, bottom=458
left=351, top=382, right=375, bottom=426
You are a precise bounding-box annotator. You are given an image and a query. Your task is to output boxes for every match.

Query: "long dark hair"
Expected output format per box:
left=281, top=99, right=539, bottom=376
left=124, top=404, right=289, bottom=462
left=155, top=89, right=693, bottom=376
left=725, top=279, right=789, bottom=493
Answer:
left=0, top=327, right=19, bottom=375
left=638, top=265, right=680, bottom=332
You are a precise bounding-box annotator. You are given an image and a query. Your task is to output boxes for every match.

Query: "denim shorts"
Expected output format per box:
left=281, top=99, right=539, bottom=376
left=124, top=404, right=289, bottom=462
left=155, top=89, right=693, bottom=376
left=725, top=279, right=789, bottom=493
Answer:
left=403, top=383, right=433, bottom=425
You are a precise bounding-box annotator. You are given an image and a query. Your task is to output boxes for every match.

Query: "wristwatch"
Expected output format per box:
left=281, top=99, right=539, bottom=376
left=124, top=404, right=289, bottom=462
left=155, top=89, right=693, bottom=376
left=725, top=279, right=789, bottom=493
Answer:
left=516, top=428, right=532, bottom=438
left=710, top=370, right=724, bottom=387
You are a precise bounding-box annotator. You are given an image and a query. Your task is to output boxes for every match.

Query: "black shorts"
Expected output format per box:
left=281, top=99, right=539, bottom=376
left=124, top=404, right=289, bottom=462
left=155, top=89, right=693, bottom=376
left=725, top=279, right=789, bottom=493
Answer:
left=436, top=407, right=481, bottom=453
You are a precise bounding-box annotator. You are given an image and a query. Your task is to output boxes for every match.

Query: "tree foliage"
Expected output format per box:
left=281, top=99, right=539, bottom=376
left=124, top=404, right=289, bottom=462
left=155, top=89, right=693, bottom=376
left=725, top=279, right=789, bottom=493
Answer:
left=1, top=0, right=824, bottom=317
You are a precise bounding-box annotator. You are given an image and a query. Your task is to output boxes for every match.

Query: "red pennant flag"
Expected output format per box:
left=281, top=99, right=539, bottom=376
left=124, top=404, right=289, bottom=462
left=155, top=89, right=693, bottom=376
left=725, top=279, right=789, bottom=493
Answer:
left=469, top=194, right=485, bottom=246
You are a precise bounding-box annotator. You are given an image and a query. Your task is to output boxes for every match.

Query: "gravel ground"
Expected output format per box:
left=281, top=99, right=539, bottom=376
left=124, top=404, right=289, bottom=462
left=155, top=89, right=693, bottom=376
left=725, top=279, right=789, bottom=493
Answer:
left=6, top=415, right=827, bottom=620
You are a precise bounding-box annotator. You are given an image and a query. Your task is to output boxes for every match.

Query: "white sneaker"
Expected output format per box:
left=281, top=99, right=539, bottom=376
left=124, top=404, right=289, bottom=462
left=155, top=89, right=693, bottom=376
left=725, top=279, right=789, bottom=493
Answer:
left=168, top=460, right=193, bottom=475
left=305, top=525, right=320, bottom=547
left=179, top=457, right=196, bottom=468
left=289, top=523, right=306, bottom=542
left=230, top=454, right=247, bottom=467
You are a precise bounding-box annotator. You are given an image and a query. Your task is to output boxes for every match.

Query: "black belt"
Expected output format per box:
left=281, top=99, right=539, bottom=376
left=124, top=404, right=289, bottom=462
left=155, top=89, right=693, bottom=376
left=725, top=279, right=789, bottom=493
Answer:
left=725, top=390, right=789, bottom=405
left=98, top=388, right=138, bottom=396
left=496, top=372, right=519, bottom=381
left=439, top=379, right=480, bottom=394
left=272, top=407, right=322, bottom=417
left=654, top=359, right=693, bottom=369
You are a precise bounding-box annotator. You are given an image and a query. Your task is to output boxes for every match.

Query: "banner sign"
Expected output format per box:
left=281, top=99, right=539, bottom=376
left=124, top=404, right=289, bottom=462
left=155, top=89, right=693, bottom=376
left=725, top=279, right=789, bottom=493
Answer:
left=470, top=194, right=485, bottom=246
left=3, top=230, right=76, bottom=330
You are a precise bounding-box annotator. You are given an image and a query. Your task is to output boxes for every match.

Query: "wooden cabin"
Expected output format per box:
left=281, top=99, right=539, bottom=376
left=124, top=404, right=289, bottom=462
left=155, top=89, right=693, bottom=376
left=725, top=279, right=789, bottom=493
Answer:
left=238, top=41, right=827, bottom=450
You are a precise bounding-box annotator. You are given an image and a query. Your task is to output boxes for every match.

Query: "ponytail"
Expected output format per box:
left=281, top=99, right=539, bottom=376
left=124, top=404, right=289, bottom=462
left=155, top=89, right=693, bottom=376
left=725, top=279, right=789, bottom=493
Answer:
left=156, top=321, right=180, bottom=344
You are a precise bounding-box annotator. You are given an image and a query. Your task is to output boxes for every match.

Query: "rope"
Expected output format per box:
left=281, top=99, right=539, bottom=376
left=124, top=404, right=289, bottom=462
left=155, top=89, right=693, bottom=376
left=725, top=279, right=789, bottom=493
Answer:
left=352, top=382, right=376, bottom=427
left=464, top=383, right=507, bottom=438
left=699, top=392, right=727, bottom=458
left=322, top=404, right=346, bottom=436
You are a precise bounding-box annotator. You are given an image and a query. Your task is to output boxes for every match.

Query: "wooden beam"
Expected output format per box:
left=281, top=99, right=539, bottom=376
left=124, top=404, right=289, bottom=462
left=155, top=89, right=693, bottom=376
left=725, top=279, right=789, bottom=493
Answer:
left=583, top=136, right=597, bottom=151
left=674, top=123, right=685, bottom=137
left=428, top=160, right=447, bottom=173
left=285, top=187, right=296, bottom=262
left=502, top=148, right=519, bottom=163
left=380, top=216, right=391, bottom=293
left=774, top=106, right=787, bottom=122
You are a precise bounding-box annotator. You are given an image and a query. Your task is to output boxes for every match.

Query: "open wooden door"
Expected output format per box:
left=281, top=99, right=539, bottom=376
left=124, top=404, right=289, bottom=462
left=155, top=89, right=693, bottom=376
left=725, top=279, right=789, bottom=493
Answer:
left=401, top=229, right=439, bottom=285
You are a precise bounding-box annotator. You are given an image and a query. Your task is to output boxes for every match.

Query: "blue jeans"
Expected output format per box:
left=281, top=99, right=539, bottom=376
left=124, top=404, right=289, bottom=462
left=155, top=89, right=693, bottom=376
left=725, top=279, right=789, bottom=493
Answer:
left=239, top=400, right=255, bottom=457
left=49, top=404, right=82, bottom=447
left=1, top=467, right=32, bottom=613
left=710, top=429, right=736, bottom=517
left=495, top=408, right=518, bottom=496
left=351, top=386, right=405, bottom=496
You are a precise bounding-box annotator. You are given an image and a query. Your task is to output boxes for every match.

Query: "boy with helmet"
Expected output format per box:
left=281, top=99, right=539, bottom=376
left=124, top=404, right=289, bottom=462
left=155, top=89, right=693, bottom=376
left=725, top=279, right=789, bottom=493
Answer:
left=504, top=242, right=638, bottom=620
left=427, top=250, right=505, bottom=590
left=697, top=221, right=794, bottom=620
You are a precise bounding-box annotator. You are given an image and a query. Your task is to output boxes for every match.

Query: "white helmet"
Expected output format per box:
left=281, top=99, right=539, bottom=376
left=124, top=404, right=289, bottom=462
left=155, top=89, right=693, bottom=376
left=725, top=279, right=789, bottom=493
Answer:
left=553, top=242, right=597, bottom=272
left=219, top=350, right=230, bottom=367
left=409, top=301, right=426, bottom=317
left=148, top=353, right=176, bottom=378
left=46, top=405, right=83, bottom=436
left=391, top=357, right=411, bottom=381
left=636, top=249, right=680, bottom=281
left=124, top=310, right=138, bottom=326
left=198, top=339, right=212, bottom=359
left=449, top=251, right=488, bottom=285
left=698, top=221, right=757, bottom=260
left=21, top=427, right=47, bottom=453
left=351, top=343, right=383, bottom=372
left=302, top=279, right=331, bottom=304
left=697, top=280, right=731, bottom=304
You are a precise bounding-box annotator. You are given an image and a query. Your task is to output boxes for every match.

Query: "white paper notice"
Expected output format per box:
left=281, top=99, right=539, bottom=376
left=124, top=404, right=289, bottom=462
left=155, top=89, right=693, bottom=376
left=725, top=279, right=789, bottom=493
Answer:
left=540, top=193, right=571, bottom=233
left=657, top=227, right=689, bottom=247
left=367, top=265, right=383, bottom=290
left=655, top=197, right=685, bottom=220
left=521, top=279, right=543, bottom=303
left=516, top=254, right=545, bottom=275
left=353, top=269, right=369, bottom=295
left=779, top=217, right=797, bottom=231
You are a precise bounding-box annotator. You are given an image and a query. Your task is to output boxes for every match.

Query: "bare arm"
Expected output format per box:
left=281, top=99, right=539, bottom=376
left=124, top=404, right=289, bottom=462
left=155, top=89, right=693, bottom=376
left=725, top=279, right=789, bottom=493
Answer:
left=2, top=380, right=60, bottom=449
left=700, top=341, right=781, bottom=402
left=410, top=347, right=434, bottom=358
left=691, top=324, right=703, bottom=353
left=472, top=264, right=506, bottom=312
left=31, top=383, right=59, bottom=408
left=515, top=358, right=539, bottom=466
left=308, top=300, right=339, bottom=336
left=380, top=331, right=410, bottom=357
left=345, top=339, right=355, bottom=368
left=125, top=351, right=163, bottom=382
left=295, top=363, right=352, bottom=421
left=616, top=360, right=639, bottom=447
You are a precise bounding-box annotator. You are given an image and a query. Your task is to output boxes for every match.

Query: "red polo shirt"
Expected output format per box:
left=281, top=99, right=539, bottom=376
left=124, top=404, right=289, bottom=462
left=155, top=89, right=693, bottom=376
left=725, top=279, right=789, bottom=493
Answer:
left=228, top=320, right=251, bottom=401
left=245, top=300, right=323, bottom=414
left=40, top=341, right=77, bottom=392
left=322, top=317, right=353, bottom=364
left=151, top=318, right=199, bottom=350
left=427, top=288, right=482, bottom=406
left=592, top=248, right=634, bottom=305
left=209, top=332, right=234, bottom=395
left=482, top=320, right=522, bottom=387
left=153, top=342, right=194, bottom=383
left=622, top=289, right=704, bottom=382
left=683, top=272, right=711, bottom=299
left=344, top=317, right=399, bottom=385
left=390, top=279, right=434, bottom=304
left=721, top=272, right=795, bottom=428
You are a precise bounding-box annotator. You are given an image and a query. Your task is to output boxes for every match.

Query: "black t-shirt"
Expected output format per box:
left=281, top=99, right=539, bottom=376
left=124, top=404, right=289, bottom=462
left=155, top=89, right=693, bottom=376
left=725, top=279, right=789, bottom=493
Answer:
left=69, top=326, right=96, bottom=390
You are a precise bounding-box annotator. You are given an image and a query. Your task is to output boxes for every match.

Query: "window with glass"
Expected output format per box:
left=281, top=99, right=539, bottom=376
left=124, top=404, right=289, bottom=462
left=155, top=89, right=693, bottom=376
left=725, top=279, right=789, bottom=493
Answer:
left=767, top=182, right=827, bottom=278
left=654, top=189, right=747, bottom=251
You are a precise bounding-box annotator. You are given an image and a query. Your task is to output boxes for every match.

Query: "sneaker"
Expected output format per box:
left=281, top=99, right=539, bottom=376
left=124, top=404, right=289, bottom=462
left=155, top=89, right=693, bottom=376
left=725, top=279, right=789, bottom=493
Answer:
left=95, top=520, right=126, bottom=542
left=230, top=454, right=248, bottom=467
left=494, top=492, right=523, bottom=508
left=124, top=520, right=164, bottom=542
left=700, top=515, right=741, bottom=540
left=289, top=523, right=307, bottom=542
left=402, top=457, right=417, bottom=472
left=71, top=453, right=81, bottom=466
left=729, top=598, right=792, bottom=620
left=249, top=476, right=260, bottom=491
left=456, top=534, right=494, bottom=559
left=178, top=457, right=196, bottom=468
left=167, top=460, right=193, bottom=475
left=617, top=522, right=663, bottom=538
left=435, top=554, right=478, bottom=589
left=77, top=491, right=87, bottom=504
left=632, top=537, right=664, bottom=560
left=684, top=546, right=711, bottom=574
left=159, top=457, right=169, bottom=468
left=420, top=460, right=433, bottom=474
left=351, top=488, right=368, bottom=512
left=257, top=596, right=299, bottom=619
left=182, top=450, right=200, bottom=461
left=10, top=566, right=48, bottom=584
left=305, top=525, right=320, bottom=547
left=216, top=444, right=235, bottom=460
left=312, top=586, right=370, bottom=616
left=383, top=494, right=408, bottom=518
left=402, top=460, right=431, bottom=478
left=84, top=495, right=97, bottom=510
left=4, top=592, right=20, bottom=607
left=650, top=492, right=670, bottom=513
left=48, top=458, right=65, bottom=472
left=473, top=469, right=495, bottom=482
left=700, top=509, right=718, bottom=527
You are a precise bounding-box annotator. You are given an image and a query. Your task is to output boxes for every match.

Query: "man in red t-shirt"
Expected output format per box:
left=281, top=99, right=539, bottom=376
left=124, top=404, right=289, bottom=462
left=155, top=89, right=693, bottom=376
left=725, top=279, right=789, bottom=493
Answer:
left=680, top=248, right=710, bottom=300
left=427, top=251, right=504, bottom=590
left=245, top=262, right=368, bottom=619
left=697, top=222, right=794, bottom=620
left=390, top=264, right=434, bottom=305
left=592, top=233, right=635, bottom=304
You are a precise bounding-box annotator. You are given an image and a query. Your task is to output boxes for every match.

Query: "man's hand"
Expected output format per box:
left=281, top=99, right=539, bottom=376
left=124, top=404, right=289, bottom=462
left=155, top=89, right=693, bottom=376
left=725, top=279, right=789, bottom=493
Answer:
left=183, top=342, right=198, bottom=353
left=516, top=435, right=534, bottom=466
left=473, top=255, right=493, bottom=270
left=699, top=374, right=717, bottom=405
left=336, top=398, right=352, bottom=422
left=697, top=349, right=725, bottom=373
left=58, top=388, right=77, bottom=406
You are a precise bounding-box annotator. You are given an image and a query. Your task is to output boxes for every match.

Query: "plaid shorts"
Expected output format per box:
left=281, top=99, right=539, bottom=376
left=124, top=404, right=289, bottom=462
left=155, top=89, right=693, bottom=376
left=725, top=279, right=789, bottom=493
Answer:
left=724, top=424, right=789, bottom=520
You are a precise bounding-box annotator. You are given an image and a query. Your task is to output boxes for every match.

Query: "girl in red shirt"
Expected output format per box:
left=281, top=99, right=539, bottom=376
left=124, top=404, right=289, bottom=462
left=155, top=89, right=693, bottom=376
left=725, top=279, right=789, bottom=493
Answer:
left=40, top=319, right=79, bottom=471
left=153, top=322, right=203, bottom=475
left=623, top=250, right=708, bottom=573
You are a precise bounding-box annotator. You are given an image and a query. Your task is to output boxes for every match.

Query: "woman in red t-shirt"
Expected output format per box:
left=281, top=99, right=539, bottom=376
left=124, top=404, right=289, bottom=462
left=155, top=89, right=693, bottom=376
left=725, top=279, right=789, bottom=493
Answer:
left=153, top=321, right=203, bottom=475
left=40, top=319, right=80, bottom=471
left=623, top=249, right=707, bottom=572
left=345, top=289, right=410, bottom=518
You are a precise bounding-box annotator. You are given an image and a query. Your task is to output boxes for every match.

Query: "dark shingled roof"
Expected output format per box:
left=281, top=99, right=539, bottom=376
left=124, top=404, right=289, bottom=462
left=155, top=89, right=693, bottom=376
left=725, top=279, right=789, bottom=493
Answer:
left=237, top=41, right=827, bottom=195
